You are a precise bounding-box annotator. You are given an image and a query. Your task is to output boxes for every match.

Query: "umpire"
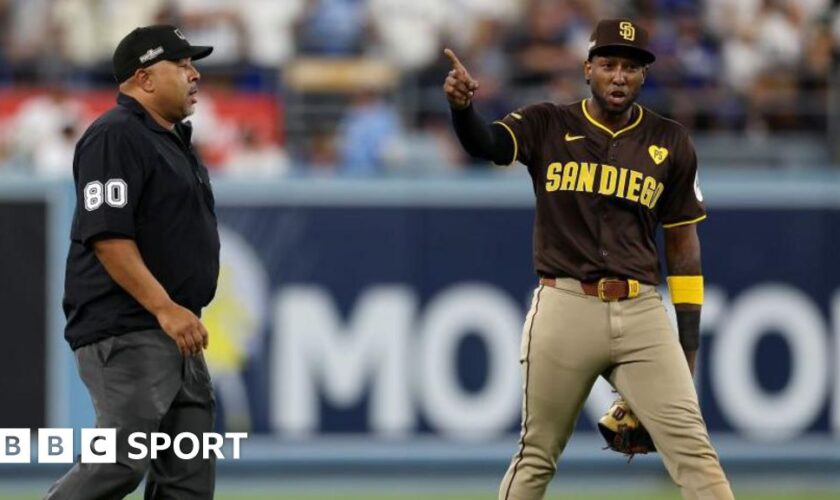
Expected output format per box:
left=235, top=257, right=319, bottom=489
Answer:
left=47, top=25, right=218, bottom=499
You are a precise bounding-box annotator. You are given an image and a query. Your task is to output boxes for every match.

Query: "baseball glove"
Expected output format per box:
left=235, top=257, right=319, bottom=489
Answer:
left=597, top=399, right=656, bottom=460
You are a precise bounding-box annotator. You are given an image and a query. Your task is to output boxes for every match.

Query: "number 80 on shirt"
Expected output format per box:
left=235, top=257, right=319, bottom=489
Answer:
left=84, top=179, right=128, bottom=211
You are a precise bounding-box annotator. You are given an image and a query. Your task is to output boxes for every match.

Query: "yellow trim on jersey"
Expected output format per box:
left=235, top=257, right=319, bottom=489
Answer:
left=493, top=120, right=518, bottom=166
left=581, top=99, right=644, bottom=138
left=667, top=276, right=704, bottom=305
left=661, top=214, right=707, bottom=229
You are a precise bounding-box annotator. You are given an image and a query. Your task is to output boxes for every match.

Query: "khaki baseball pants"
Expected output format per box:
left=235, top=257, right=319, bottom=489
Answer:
left=499, top=279, right=734, bottom=500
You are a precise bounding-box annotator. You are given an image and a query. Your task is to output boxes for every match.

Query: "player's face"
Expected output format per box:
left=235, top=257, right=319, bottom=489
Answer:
left=147, top=58, right=201, bottom=122
left=585, top=55, right=646, bottom=115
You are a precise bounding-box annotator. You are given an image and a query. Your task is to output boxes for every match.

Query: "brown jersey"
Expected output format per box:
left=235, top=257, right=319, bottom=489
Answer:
left=496, top=99, right=706, bottom=285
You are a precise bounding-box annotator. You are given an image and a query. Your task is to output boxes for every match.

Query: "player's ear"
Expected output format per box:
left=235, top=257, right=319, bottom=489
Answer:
left=583, top=60, right=592, bottom=85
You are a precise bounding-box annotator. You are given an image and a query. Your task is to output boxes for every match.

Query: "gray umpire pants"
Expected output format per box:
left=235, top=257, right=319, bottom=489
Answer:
left=46, top=329, right=216, bottom=500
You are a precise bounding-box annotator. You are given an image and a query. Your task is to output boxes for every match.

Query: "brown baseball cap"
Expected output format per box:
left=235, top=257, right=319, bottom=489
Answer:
left=588, top=19, right=655, bottom=64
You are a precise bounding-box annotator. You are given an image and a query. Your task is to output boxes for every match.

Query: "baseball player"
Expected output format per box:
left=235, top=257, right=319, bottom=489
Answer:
left=443, top=19, right=734, bottom=500
left=48, top=26, right=217, bottom=499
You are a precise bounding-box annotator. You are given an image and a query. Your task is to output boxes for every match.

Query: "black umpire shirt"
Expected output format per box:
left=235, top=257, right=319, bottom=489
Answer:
left=63, top=93, right=220, bottom=350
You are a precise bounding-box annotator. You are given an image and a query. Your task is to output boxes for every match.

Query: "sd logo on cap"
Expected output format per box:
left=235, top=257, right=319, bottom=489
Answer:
left=588, top=19, right=655, bottom=64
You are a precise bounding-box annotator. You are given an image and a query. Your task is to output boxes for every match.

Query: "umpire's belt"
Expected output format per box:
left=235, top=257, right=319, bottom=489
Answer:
left=540, top=277, right=641, bottom=302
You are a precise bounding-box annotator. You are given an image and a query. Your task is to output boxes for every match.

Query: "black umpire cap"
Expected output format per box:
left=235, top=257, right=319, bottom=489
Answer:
left=588, top=19, right=655, bottom=64
left=112, top=25, right=213, bottom=83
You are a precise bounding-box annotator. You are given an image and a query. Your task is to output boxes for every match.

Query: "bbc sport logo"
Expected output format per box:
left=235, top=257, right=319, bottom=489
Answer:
left=0, top=429, right=247, bottom=463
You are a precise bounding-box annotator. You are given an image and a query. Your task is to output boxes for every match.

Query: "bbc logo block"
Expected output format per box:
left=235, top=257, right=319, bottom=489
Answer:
left=1, top=428, right=118, bottom=464
left=38, top=428, right=73, bottom=463
left=81, top=428, right=116, bottom=464
left=0, top=429, right=247, bottom=464
left=0, top=429, right=30, bottom=463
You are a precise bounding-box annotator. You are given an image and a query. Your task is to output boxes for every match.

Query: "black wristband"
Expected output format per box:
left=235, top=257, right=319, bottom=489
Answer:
left=676, top=310, right=701, bottom=351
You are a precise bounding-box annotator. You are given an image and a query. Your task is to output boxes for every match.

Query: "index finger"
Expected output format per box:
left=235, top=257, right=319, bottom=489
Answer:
left=443, top=48, right=464, bottom=70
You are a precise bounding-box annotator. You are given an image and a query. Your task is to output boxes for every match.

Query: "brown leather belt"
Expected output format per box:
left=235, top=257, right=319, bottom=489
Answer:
left=539, top=277, right=641, bottom=302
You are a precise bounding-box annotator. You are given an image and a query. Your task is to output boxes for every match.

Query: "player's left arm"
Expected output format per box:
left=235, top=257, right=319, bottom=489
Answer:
left=664, top=223, right=702, bottom=375
left=658, top=129, right=705, bottom=376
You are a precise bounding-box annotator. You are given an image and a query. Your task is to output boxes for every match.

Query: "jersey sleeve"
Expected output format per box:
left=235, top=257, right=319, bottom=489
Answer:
left=70, top=126, right=148, bottom=246
left=657, top=132, right=707, bottom=228
left=493, top=102, right=553, bottom=167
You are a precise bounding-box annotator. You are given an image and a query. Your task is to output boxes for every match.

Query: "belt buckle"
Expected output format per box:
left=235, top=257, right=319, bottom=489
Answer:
left=597, top=278, right=619, bottom=302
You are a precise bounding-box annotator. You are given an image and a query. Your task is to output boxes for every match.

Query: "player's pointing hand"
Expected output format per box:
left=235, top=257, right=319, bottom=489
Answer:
left=443, top=48, right=479, bottom=110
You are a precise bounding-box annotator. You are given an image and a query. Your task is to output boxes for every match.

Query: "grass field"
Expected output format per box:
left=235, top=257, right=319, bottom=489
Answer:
left=178, top=494, right=838, bottom=500
left=1, top=491, right=839, bottom=499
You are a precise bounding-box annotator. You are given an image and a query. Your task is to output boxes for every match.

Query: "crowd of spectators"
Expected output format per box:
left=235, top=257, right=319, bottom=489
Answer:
left=0, top=0, right=839, bottom=177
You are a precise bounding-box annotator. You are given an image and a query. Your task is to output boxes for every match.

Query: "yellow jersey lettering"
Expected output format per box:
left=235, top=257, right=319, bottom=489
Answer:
left=626, top=170, right=643, bottom=202
left=576, top=162, right=597, bottom=192
left=560, top=162, right=579, bottom=191
left=616, top=167, right=628, bottom=199
left=546, top=162, right=562, bottom=192
left=650, top=182, right=665, bottom=208
left=599, top=165, right=617, bottom=195
left=544, top=160, right=661, bottom=211
left=639, top=176, right=658, bottom=207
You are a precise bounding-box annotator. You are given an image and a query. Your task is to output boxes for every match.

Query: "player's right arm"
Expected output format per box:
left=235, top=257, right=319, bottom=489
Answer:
left=92, top=238, right=208, bottom=356
left=443, top=48, right=515, bottom=165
